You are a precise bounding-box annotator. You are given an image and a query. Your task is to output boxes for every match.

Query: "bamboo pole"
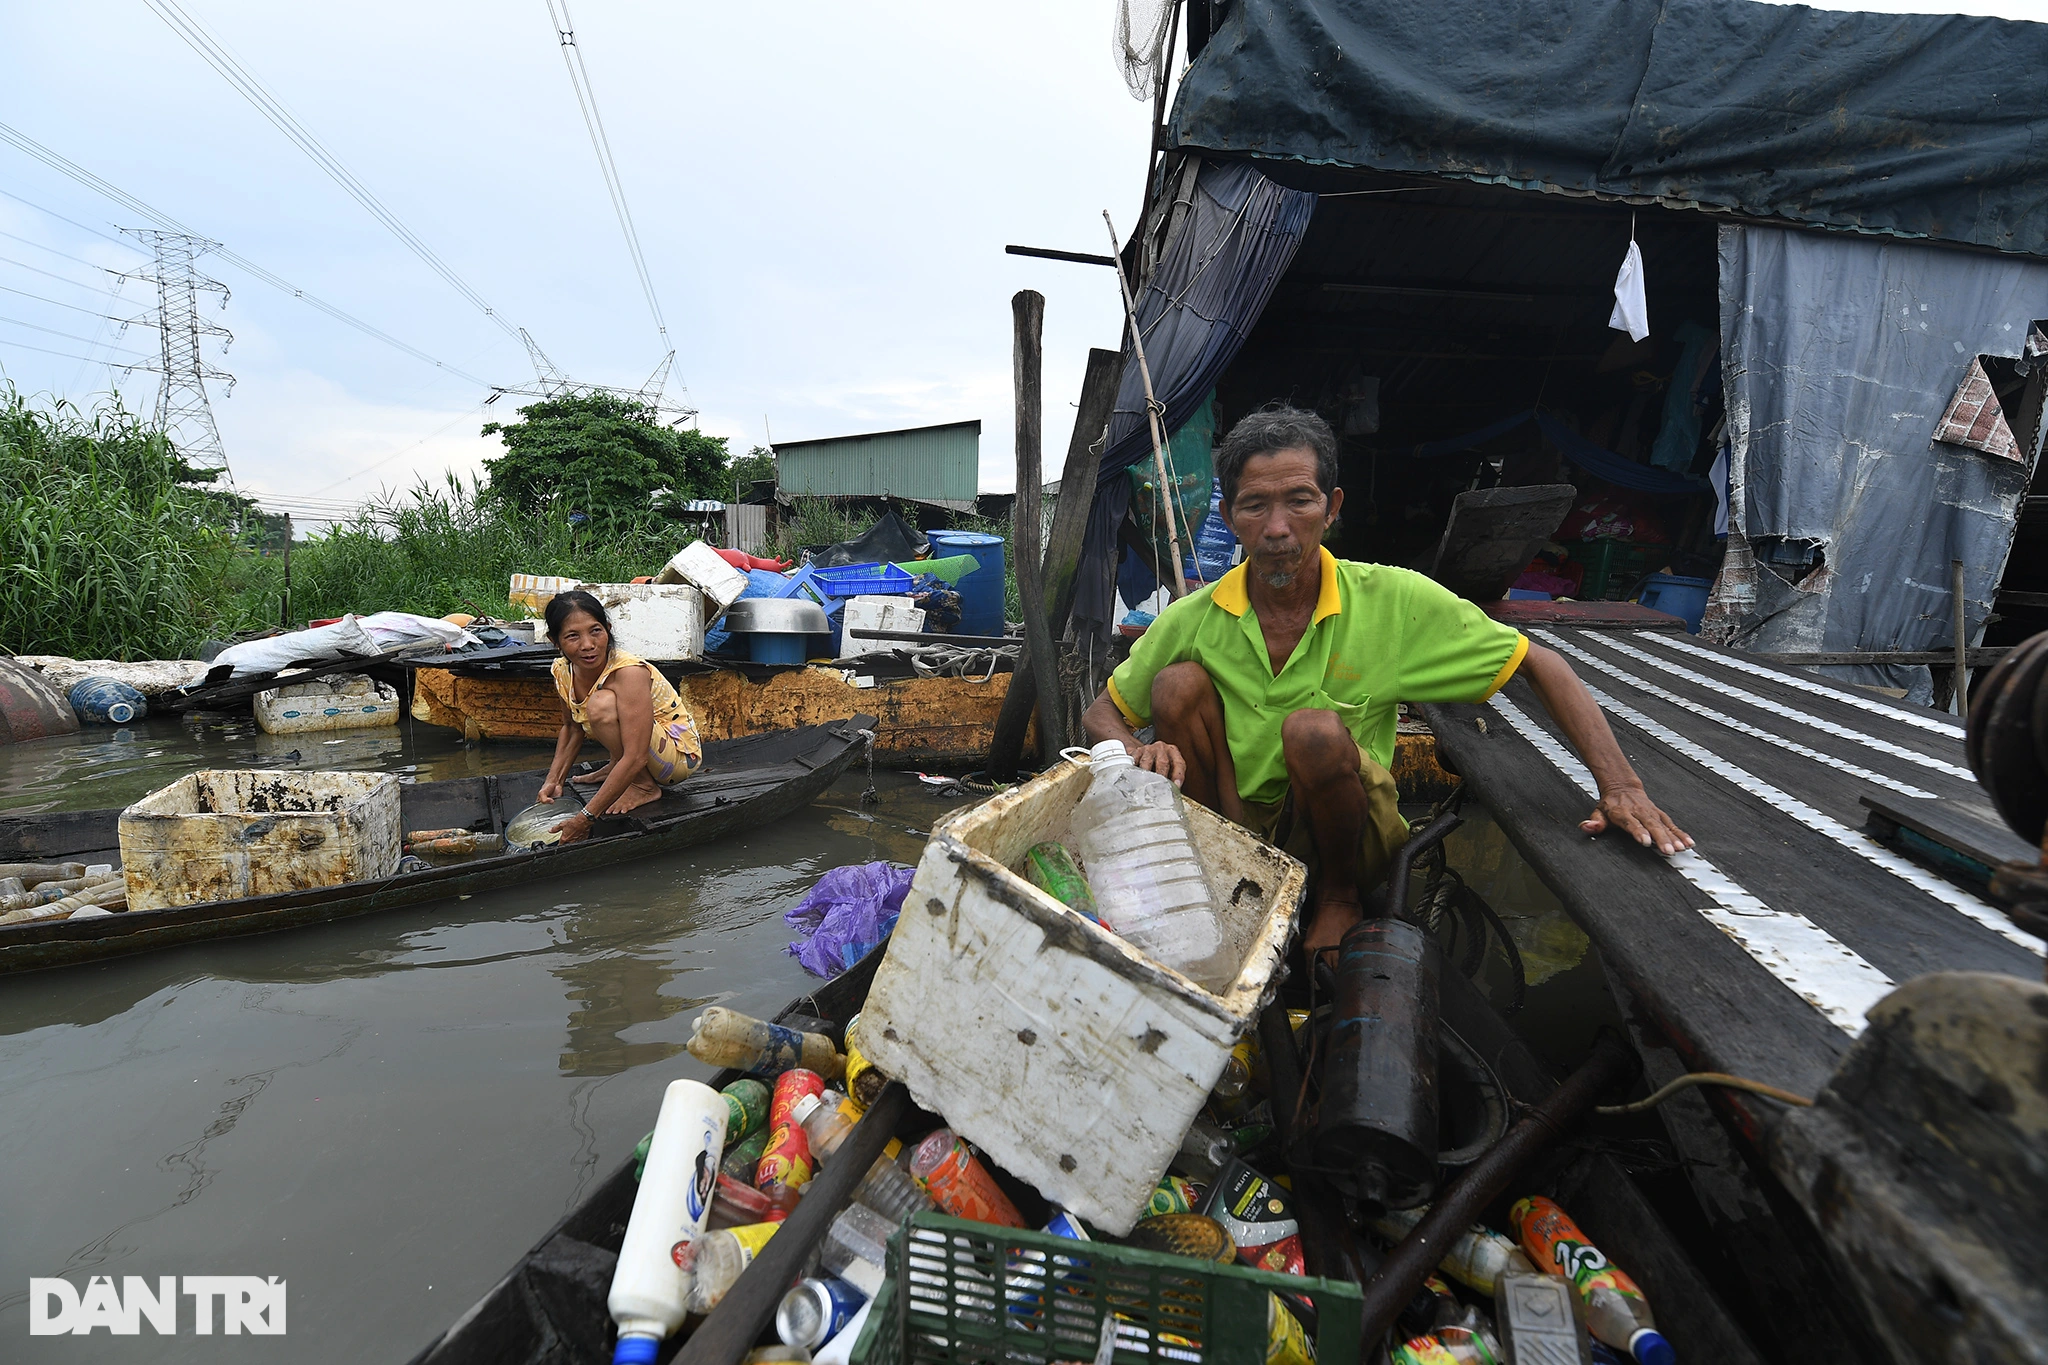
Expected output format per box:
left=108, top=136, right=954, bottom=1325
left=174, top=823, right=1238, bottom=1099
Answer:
left=1103, top=210, right=1190, bottom=598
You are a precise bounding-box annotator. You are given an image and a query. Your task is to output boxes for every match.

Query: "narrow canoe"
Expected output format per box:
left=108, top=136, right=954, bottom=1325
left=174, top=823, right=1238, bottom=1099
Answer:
left=0, top=717, right=877, bottom=975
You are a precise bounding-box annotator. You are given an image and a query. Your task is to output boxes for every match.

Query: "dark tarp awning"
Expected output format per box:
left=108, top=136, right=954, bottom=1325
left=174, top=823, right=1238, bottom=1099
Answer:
left=1172, top=0, right=2048, bottom=260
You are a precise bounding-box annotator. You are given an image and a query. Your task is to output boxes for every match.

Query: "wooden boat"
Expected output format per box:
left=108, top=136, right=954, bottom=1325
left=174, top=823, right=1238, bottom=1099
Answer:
left=407, top=650, right=1027, bottom=770
left=408, top=941, right=1771, bottom=1365
left=0, top=718, right=876, bottom=976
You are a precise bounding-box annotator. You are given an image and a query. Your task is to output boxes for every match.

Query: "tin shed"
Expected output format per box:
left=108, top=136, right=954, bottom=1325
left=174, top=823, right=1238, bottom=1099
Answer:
left=773, top=420, right=980, bottom=513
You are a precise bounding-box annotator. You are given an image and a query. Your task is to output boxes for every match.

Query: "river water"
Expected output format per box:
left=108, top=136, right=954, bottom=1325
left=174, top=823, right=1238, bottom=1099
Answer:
left=0, top=715, right=1608, bottom=1362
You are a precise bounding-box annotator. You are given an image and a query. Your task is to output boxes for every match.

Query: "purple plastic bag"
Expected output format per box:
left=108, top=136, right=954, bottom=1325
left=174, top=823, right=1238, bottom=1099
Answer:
left=785, top=862, right=914, bottom=978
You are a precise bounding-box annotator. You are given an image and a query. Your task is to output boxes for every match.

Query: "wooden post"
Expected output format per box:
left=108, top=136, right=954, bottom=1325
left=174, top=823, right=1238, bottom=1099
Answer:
left=280, top=513, right=292, bottom=630
left=1009, top=290, right=1067, bottom=765
left=987, top=348, right=1123, bottom=778
left=1954, top=557, right=1969, bottom=720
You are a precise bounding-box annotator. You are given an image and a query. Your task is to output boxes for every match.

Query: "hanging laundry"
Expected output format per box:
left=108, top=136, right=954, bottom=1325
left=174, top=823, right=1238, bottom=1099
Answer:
left=1609, top=240, right=1649, bottom=343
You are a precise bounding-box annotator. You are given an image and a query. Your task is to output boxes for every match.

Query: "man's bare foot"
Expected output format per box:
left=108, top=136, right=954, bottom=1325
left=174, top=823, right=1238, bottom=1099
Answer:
left=571, top=764, right=613, bottom=787
left=1301, top=894, right=1365, bottom=962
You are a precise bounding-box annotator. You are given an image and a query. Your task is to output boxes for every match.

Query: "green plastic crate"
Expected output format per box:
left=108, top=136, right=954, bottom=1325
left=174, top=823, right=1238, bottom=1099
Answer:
left=849, top=1211, right=1363, bottom=1365
left=1564, top=539, right=1657, bottom=601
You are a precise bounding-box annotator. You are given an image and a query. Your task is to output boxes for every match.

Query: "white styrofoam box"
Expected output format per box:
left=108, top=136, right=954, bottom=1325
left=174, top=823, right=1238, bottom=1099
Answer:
left=120, top=770, right=401, bottom=911
left=654, top=540, right=749, bottom=611
left=253, top=675, right=402, bottom=734
left=839, top=596, right=926, bottom=659
left=859, top=756, right=1305, bottom=1235
left=573, top=583, right=706, bottom=661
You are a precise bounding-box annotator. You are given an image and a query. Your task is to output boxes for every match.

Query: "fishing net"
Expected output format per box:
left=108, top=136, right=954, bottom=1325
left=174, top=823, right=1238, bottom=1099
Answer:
left=1114, top=0, right=1174, bottom=100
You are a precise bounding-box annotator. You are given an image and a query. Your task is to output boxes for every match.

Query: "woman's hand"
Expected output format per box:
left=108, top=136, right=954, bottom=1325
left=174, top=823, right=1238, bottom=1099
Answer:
left=552, top=812, right=594, bottom=845
left=538, top=777, right=564, bottom=804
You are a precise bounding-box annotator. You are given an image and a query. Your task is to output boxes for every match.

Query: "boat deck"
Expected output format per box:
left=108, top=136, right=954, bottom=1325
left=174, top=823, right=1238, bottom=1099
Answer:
left=1426, top=614, right=2043, bottom=1130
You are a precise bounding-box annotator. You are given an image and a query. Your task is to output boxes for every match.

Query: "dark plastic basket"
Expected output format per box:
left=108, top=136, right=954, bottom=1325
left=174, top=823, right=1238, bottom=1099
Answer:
left=849, top=1212, right=1363, bottom=1365
left=812, top=563, right=915, bottom=599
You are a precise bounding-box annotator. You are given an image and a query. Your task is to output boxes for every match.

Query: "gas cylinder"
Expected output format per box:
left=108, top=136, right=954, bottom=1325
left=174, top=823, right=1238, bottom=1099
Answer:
left=1315, top=916, right=1441, bottom=1207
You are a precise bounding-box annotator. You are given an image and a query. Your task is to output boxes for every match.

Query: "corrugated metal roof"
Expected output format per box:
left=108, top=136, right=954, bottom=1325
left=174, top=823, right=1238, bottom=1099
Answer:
left=774, top=420, right=980, bottom=511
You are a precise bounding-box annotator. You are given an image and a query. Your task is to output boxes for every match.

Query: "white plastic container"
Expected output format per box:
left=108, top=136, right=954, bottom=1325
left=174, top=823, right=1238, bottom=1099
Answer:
left=655, top=540, right=749, bottom=611
left=858, top=753, right=1305, bottom=1235
left=837, top=596, right=926, bottom=660
left=253, top=675, right=401, bottom=735
left=573, top=583, right=707, bottom=661
left=119, top=770, right=401, bottom=912
left=607, top=1079, right=729, bottom=1363
left=509, top=573, right=579, bottom=617
left=1073, top=739, right=1231, bottom=989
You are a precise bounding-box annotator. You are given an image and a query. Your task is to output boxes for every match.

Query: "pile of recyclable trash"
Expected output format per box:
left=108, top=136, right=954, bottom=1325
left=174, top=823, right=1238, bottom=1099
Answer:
left=610, top=1001, right=1672, bottom=1365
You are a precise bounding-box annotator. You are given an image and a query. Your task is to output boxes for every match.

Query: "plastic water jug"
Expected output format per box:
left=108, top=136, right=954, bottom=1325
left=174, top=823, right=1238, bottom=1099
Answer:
left=1073, top=740, right=1233, bottom=990
left=68, top=677, right=146, bottom=725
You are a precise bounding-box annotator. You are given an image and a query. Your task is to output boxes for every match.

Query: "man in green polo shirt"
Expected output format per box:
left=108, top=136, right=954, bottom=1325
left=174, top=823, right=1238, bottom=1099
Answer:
left=1082, top=406, right=1691, bottom=961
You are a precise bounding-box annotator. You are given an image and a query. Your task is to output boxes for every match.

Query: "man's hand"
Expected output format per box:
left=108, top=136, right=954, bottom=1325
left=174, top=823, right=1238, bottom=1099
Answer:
left=1128, top=739, right=1187, bottom=786
left=538, top=777, right=564, bottom=804
left=552, top=812, right=594, bottom=845
left=1583, top=783, right=1693, bottom=855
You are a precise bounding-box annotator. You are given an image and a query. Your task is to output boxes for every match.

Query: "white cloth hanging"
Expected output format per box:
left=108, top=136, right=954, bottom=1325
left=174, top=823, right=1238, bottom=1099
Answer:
left=1609, top=239, right=1649, bottom=342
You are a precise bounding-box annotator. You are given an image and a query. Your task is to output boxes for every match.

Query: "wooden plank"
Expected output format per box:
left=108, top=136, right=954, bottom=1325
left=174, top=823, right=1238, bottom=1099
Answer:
left=1007, top=289, right=1066, bottom=762
left=1861, top=791, right=2037, bottom=886
left=1426, top=691, right=1851, bottom=1111
left=0, top=808, right=120, bottom=859
left=1499, top=650, right=2036, bottom=983
left=991, top=345, right=1122, bottom=776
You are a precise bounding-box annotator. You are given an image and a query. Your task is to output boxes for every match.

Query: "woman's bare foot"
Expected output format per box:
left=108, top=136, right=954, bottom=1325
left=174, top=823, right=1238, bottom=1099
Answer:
left=571, top=764, right=613, bottom=787
left=604, top=777, right=665, bottom=815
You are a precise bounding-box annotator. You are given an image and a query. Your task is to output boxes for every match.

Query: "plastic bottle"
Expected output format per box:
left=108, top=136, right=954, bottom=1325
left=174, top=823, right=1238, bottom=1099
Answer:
left=688, top=1007, right=846, bottom=1081
left=1021, top=841, right=1103, bottom=923
left=757, top=1070, right=824, bottom=1197
left=842, top=1022, right=887, bottom=1111
left=680, top=1222, right=781, bottom=1315
left=708, top=1173, right=785, bottom=1229
left=1213, top=1035, right=1257, bottom=1100
left=1511, top=1196, right=1673, bottom=1365
left=1142, top=1174, right=1203, bottom=1219
left=794, top=1091, right=860, bottom=1160
left=1072, top=739, right=1234, bottom=989
left=908, top=1129, right=1025, bottom=1228
left=776, top=1277, right=867, bottom=1351
left=722, top=1128, right=771, bottom=1182
left=853, top=1151, right=935, bottom=1223
left=816, top=1202, right=894, bottom=1296
left=1372, top=1206, right=1525, bottom=1297
left=606, top=1079, right=729, bottom=1364
left=723, top=1078, right=772, bottom=1142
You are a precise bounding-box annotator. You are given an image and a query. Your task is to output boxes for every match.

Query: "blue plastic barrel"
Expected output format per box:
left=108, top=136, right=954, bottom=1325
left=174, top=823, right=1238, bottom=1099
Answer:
left=1638, top=573, right=1711, bottom=633
left=69, top=676, right=147, bottom=725
left=925, top=531, right=1006, bottom=637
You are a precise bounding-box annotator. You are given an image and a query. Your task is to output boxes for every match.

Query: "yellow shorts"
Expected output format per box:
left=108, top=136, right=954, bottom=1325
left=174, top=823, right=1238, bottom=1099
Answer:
left=1234, top=751, right=1409, bottom=892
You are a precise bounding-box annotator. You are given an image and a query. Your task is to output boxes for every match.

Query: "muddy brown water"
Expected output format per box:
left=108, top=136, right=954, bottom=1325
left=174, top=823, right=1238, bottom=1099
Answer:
left=0, top=715, right=1614, bottom=1361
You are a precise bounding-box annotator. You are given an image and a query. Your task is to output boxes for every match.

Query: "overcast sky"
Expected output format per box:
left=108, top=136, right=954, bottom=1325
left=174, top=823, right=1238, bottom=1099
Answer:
left=1, top=0, right=2039, bottom=518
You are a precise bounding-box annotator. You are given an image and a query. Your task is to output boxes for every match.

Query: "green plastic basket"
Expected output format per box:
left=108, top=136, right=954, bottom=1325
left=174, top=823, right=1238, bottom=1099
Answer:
left=848, top=1212, right=1363, bottom=1365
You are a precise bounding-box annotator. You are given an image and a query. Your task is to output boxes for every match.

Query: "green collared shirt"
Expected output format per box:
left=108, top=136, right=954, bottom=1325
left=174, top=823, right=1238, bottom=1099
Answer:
left=1108, top=548, right=1527, bottom=806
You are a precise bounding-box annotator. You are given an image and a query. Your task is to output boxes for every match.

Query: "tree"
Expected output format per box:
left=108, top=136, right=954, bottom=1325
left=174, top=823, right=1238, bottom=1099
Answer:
left=480, top=392, right=732, bottom=515
left=730, top=445, right=775, bottom=494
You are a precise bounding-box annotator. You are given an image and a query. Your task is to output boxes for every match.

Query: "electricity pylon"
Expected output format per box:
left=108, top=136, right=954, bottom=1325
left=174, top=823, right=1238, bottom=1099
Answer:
left=124, top=228, right=235, bottom=476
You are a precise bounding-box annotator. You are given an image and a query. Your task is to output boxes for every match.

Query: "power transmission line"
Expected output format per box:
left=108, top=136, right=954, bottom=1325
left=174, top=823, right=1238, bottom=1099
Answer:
left=0, top=186, right=140, bottom=252
left=0, top=120, right=496, bottom=388
left=0, top=227, right=136, bottom=275
left=143, top=0, right=526, bottom=348
left=544, top=0, right=672, bottom=361
left=0, top=337, right=144, bottom=368
left=0, top=251, right=126, bottom=297
left=0, top=312, right=150, bottom=355
left=0, top=280, right=139, bottom=322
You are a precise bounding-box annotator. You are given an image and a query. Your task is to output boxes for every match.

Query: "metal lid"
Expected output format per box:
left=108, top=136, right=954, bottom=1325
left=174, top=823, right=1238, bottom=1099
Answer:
left=721, top=598, right=830, bottom=635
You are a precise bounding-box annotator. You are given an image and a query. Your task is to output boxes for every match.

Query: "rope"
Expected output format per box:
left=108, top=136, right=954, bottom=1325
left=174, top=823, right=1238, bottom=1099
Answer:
left=908, top=642, right=1014, bottom=680
left=1596, top=1072, right=1814, bottom=1115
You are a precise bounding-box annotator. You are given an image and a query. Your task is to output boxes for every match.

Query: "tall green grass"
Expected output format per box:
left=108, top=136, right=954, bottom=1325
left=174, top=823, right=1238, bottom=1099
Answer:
left=0, top=390, right=259, bottom=659
left=262, top=475, right=683, bottom=623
